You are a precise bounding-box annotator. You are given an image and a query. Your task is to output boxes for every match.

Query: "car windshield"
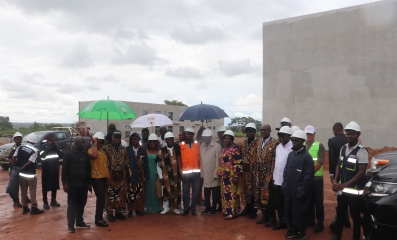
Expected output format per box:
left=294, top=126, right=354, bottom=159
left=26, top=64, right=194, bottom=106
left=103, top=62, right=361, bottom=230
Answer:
left=23, top=132, right=47, bottom=143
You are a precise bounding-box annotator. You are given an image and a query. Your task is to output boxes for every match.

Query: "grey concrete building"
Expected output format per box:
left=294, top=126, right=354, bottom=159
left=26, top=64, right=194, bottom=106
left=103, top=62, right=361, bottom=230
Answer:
left=263, top=0, right=397, bottom=149
left=78, top=101, right=224, bottom=140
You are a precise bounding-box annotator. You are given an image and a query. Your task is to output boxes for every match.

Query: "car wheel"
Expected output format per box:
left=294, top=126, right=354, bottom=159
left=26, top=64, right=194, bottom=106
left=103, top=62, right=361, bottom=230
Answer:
left=0, top=164, right=9, bottom=171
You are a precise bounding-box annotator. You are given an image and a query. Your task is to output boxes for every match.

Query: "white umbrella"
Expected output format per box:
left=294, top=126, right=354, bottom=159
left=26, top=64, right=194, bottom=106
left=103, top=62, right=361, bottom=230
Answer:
left=130, top=113, right=173, bottom=128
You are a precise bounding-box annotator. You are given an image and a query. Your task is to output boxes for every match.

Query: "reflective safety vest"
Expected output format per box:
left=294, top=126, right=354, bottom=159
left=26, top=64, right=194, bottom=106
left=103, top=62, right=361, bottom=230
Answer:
left=16, top=144, right=37, bottom=175
left=179, top=141, right=200, bottom=174
left=306, top=141, right=323, bottom=177
left=339, top=144, right=367, bottom=195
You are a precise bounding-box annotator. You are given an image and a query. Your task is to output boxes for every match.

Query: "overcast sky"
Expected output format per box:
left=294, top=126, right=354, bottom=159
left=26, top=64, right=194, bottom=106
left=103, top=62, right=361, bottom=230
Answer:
left=0, top=0, right=374, bottom=123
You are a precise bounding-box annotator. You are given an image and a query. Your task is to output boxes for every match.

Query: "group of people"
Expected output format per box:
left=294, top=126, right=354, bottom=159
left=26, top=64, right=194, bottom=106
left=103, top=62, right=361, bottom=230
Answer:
left=1, top=118, right=368, bottom=240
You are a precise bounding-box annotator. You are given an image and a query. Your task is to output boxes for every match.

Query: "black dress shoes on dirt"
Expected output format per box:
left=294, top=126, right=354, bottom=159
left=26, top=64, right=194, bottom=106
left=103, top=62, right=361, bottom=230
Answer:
left=272, top=223, right=288, bottom=230
left=76, top=222, right=91, bottom=228
left=30, top=207, right=44, bottom=215
left=264, top=221, right=277, bottom=228
left=43, top=202, right=50, bottom=209
left=95, top=219, right=108, bottom=227
left=182, top=210, right=190, bottom=216
left=313, top=225, right=324, bottom=233
left=107, top=215, right=115, bottom=222
left=115, top=213, right=127, bottom=220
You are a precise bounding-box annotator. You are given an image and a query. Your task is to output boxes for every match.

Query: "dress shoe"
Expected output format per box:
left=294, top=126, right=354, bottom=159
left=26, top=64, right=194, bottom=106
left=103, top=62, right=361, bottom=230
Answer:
left=239, top=208, right=250, bottom=216
left=201, top=209, right=211, bottom=215
left=191, top=210, right=197, bottom=216
left=128, top=211, right=133, bottom=217
left=76, top=222, right=91, bottom=228
left=107, top=215, right=115, bottom=222
left=50, top=200, right=61, bottom=207
left=256, top=216, right=269, bottom=224
left=22, top=206, right=30, bottom=214
left=115, top=213, right=127, bottom=220
left=95, top=219, right=108, bottom=227
left=264, top=221, right=277, bottom=228
left=272, top=223, right=288, bottom=230
left=67, top=227, right=75, bottom=233
left=330, top=235, right=342, bottom=240
left=181, top=210, right=190, bottom=216
left=30, top=207, right=44, bottom=215
left=136, top=211, right=145, bottom=216
left=43, top=202, right=50, bottom=209
left=313, top=225, right=324, bottom=233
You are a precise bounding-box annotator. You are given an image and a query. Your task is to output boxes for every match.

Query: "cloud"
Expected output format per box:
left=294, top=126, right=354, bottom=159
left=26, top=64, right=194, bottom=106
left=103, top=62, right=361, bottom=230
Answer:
left=85, top=73, right=121, bottom=83
left=60, top=41, right=93, bottom=68
left=171, top=27, right=226, bottom=44
left=218, top=59, right=259, bottom=77
left=166, top=66, right=205, bottom=79
left=112, top=43, right=168, bottom=66
left=235, top=94, right=262, bottom=107
left=129, top=85, right=153, bottom=93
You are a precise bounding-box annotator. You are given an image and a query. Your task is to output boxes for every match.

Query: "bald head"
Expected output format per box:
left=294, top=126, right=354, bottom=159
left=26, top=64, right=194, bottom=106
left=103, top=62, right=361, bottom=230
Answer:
left=261, top=124, right=271, bottom=139
left=74, top=136, right=86, bottom=151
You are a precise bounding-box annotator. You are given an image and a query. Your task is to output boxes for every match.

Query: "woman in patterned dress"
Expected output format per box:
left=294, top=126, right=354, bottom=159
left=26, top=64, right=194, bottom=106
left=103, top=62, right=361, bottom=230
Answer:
left=217, top=130, right=243, bottom=220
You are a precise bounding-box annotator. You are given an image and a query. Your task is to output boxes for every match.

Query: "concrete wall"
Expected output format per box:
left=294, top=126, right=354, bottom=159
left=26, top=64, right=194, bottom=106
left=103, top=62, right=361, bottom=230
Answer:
left=78, top=101, right=224, bottom=140
left=263, top=0, right=397, bottom=149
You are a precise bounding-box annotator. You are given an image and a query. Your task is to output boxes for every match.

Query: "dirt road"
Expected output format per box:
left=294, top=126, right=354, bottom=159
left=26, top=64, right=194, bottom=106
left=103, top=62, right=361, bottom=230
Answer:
left=0, top=167, right=356, bottom=240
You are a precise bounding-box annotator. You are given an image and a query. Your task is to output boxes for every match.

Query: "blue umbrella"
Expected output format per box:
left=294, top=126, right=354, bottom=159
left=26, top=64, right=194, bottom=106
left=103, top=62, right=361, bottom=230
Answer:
left=176, top=102, right=229, bottom=124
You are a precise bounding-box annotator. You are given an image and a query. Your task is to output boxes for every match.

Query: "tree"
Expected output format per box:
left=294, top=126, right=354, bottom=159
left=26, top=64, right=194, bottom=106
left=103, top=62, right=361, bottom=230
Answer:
left=0, top=116, right=13, bottom=129
left=227, top=117, right=262, bottom=132
left=164, top=100, right=187, bottom=106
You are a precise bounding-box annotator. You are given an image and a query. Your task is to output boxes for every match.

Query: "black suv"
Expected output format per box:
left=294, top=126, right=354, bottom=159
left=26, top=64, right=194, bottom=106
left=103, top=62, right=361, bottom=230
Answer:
left=363, top=160, right=397, bottom=240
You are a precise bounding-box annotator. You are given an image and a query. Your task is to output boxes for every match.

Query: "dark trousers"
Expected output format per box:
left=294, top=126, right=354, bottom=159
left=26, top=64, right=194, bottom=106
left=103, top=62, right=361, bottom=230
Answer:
left=275, top=185, right=285, bottom=223
left=91, top=178, right=107, bottom=221
left=182, top=172, right=200, bottom=211
left=43, top=190, right=57, bottom=203
left=67, top=185, right=88, bottom=228
left=334, top=193, right=362, bottom=239
left=262, top=181, right=276, bottom=222
left=204, top=186, right=220, bottom=210
left=309, top=180, right=324, bottom=226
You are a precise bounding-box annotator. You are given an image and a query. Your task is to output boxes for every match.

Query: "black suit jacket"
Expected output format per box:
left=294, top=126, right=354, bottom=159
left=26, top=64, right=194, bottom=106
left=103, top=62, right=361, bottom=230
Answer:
left=327, top=133, right=348, bottom=175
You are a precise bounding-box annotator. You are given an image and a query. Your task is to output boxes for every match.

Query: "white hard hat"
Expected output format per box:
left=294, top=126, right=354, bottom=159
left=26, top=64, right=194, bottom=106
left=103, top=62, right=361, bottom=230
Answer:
left=291, top=126, right=300, bottom=133
left=245, top=123, right=257, bottom=130
left=304, top=125, right=315, bottom=134
left=202, top=129, right=213, bottom=137
left=281, top=117, right=291, bottom=123
left=291, top=130, right=307, bottom=141
left=224, top=130, right=235, bottom=138
left=121, top=140, right=128, bottom=147
left=345, top=121, right=361, bottom=132
left=217, top=126, right=227, bottom=132
left=278, top=126, right=292, bottom=135
left=148, top=133, right=158, bottom=141
left=164, top=132, right=175, bottom=139
left=13, top=132, right=23, bottom=138
left=186, top=126, right=195, bottom=133
left=93, top=132, right=105, bottom=140
left=26, top=133, right=38, bottom=143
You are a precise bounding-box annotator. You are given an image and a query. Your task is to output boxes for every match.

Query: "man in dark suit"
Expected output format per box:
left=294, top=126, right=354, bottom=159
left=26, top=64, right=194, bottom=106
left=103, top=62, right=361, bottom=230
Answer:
left=328, top=122, right=350, bottom=230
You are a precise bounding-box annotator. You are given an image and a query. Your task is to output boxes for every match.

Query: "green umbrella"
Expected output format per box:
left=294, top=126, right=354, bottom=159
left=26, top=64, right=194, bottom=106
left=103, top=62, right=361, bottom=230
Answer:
left=77, top=100, right=137, bottom=121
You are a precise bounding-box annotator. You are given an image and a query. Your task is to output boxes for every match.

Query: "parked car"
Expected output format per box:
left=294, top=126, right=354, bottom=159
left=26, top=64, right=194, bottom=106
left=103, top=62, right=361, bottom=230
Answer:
left=363, top=160, right=397, bottom=240
left=0, top=131, right=73, bottom=170
left=370, top=150, right=397, bottom=169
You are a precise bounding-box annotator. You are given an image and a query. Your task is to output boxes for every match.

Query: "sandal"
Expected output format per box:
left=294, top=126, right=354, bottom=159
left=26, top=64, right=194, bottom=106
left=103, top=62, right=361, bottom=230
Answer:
left=225, top=214, right=237, bottom=220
